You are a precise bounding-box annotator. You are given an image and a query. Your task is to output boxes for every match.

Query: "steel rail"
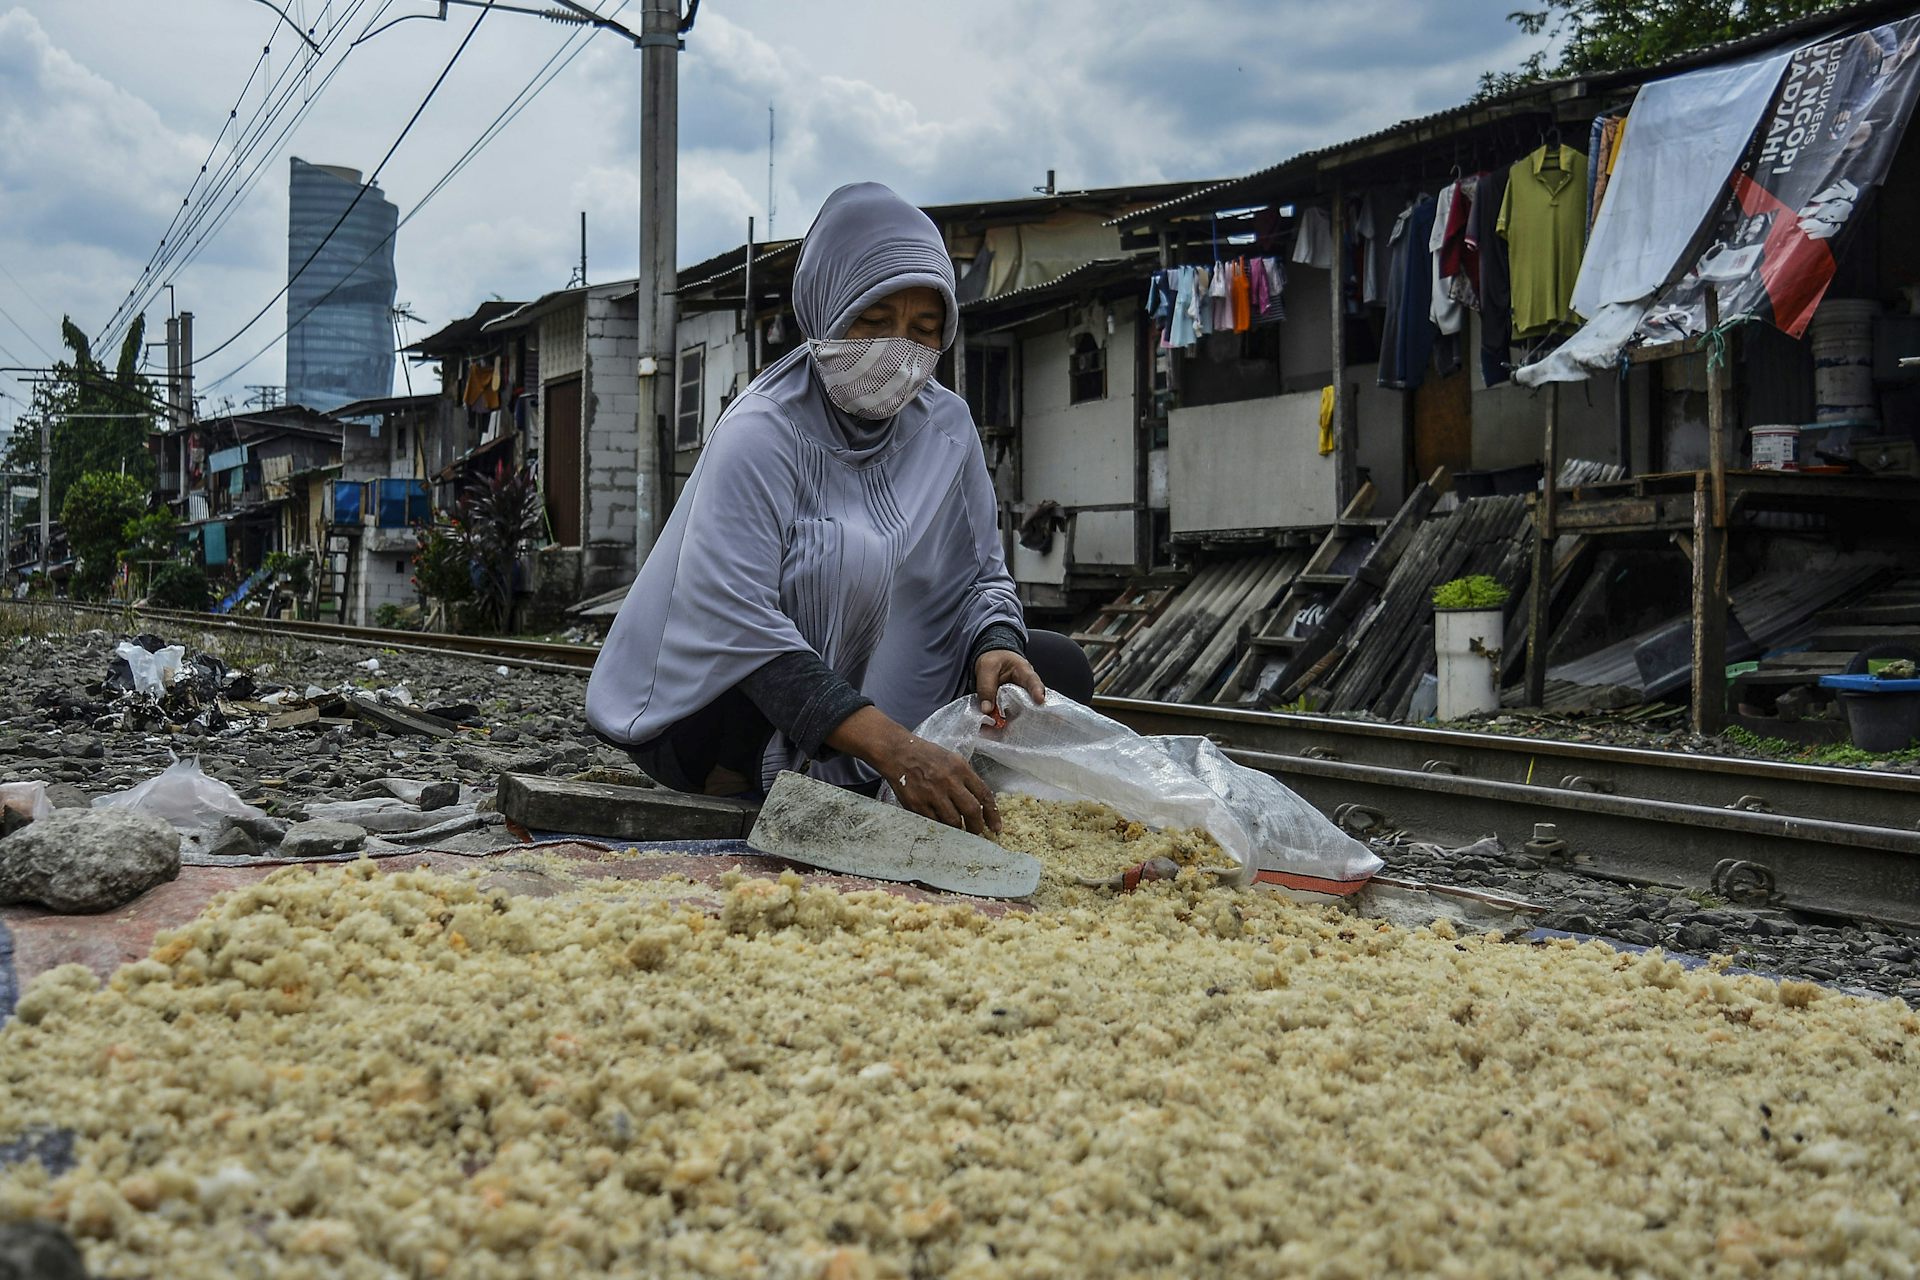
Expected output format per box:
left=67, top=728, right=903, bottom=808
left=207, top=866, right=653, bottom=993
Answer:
left=1095, top=696, right=1920, bottom=831
left=11, top=601, right=1917, bottom=925
left=1223, top=746, right=1920, bottom=931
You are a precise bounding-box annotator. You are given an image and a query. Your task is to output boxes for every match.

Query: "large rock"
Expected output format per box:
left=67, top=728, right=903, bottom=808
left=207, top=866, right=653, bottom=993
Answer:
left=0, top=808, right=180, bottom=913
left=0, top=1220, right=89, bottom=1279
left=279, top=819, right=367, bottom=857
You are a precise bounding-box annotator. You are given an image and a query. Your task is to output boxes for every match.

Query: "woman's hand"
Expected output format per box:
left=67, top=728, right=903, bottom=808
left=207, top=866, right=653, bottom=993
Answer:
left=825, top=706, right=1000, bottom=835
left=974, top=649, right=1046, bottom=720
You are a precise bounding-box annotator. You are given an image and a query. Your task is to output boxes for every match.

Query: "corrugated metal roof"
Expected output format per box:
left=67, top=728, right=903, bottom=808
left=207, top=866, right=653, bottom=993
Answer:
left=959, top=256, right=1156, bottom=314
left=1113, top=0, right=1916, bottom=229
left=673, top=240, right=802, bottom=295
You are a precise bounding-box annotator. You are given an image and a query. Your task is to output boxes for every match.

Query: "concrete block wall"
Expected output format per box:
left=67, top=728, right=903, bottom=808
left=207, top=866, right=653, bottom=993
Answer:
left=581, top=292, right=639, bottom=581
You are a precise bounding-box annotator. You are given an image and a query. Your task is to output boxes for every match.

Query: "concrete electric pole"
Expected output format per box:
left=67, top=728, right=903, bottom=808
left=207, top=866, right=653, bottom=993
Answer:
left=633, top=0, right=684, bottom=555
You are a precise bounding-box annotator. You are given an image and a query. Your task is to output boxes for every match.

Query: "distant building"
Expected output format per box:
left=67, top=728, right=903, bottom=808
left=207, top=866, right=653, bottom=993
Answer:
left=285, top=158, right=398, bottom=412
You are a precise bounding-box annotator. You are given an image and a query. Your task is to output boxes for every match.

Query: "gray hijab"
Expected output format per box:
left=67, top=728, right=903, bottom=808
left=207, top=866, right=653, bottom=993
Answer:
left=794, top=183, right=959, bottom=451
left=795, top=182, right=959, bottom=346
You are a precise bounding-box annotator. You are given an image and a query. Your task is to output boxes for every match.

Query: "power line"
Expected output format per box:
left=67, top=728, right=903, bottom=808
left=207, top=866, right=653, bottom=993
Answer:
left=207, top=0, right=629, bottom=390
left=99, top=1, right=388, bottom=350
left=0, top=260, right=60, bottom=332
left=0, top=300, right=56, bottom=365
left=194, top=0, right=497, bottom=370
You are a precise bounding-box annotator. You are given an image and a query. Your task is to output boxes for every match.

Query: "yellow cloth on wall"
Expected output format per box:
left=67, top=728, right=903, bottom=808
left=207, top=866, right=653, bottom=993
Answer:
left=1318, top=385, right=1335, bottom=456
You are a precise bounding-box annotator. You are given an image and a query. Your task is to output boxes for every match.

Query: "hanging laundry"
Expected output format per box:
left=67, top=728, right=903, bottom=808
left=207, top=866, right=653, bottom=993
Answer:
left=1590, top=115, right=1627, bottom=231
left=1378, top=195, right=1438, bottom=390
left=1229, top=259, right=1252, bottom=331
left=1248, top=257, right=1268, bottom=318
left=1257, top=257, right=1287, bottom=324
left=1146, top=272, right=1174, bottom=325
left=1498, top=143, right=1589, bottom=338
left=462, top=359, right=500, bottom=412
left=1170, top=267, right=1198, bottom=349
left=1467, top=166, right=1513, bottom=386
left=1317, top=385, right=1336, bottom=456
left=1291, top=206, right=1333, bottom=269
left=1438, top=176, right=1480, bottom=308
left=1207, top=262, right=1232, bottom=333
left=1428, top=183, right=1467, bottom=336
left=1191, top=265, right=1211, bottom=338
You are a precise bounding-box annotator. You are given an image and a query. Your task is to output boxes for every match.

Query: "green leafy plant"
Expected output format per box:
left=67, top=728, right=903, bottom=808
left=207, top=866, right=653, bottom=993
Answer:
left=454, top=464, right=544, bottom=633
left=145, top=561, right=211, bottom=611
left=60, top=471, right=149, bottom=600
left=412, top=518, right=473, bottom=606
left=262, top=551, right=314, bottom=600
left=1431, top=575, right=1511, bottom=611
left=118, top=512, right=177, bottom=569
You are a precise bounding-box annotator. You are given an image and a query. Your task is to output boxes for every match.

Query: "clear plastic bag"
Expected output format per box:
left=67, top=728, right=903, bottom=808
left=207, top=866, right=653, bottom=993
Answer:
left=114, top=641, right=186, bottom=696
left=92, top=757, right=267, bottom=836
left=912, top=689, right=1382, bottom=895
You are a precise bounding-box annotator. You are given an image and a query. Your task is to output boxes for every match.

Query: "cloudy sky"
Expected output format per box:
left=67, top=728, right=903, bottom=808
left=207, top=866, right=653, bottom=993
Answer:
left=0, top=0, right=1545, bottom=421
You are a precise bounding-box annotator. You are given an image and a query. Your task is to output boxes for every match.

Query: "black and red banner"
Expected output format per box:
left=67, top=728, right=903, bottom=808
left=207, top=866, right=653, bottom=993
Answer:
left=1645, top=17, right=1920, bottom=339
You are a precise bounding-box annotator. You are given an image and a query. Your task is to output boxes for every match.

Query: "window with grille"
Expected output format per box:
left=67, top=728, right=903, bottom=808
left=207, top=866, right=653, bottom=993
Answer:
left=676, top=344, right=706, bottom=449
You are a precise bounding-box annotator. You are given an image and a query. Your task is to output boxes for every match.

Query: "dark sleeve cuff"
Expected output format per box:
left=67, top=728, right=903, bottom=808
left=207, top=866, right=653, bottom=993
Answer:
left=968, top=621, right=1027, bottom=670
left=738, top=651, right=874, bottom=757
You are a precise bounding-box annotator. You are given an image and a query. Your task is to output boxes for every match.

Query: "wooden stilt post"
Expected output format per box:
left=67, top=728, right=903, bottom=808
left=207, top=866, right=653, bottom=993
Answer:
left=1329, top=180, right=1355, bottom=506
left=1690, top=471, right=1729, bottom=735
left=1524, top=385, right=1558, bottom=707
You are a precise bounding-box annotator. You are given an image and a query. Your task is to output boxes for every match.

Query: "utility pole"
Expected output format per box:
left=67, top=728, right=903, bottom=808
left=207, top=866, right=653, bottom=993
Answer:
left=37, top=414, right=49, bottom=578
left=179, top=311, right=195, bottom=423
left=580, top=211, right=588, bottom=287
left=634, top=0, right=683, bottom=554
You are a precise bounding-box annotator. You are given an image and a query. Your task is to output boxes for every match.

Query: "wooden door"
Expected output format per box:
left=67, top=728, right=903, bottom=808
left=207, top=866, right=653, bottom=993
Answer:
left=545, top=377, right=582, bottom=546
left=1413, top=365, right=1472, bottom=483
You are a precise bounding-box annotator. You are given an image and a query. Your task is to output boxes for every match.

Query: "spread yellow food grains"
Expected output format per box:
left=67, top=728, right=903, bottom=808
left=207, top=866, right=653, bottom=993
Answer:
left=0, top=800, right=1916, bottom=1277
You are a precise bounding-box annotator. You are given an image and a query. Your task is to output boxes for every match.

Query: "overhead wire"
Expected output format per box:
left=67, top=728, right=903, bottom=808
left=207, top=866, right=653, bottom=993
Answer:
left=206, top=0, right=628, bottom=390
left=193, top=0, right=498, bottom=372
left=99, top=0, right=392, bottom=350
left=101, top=0, right=386, bottom=349
left=99, top=36, right=276, bottom=341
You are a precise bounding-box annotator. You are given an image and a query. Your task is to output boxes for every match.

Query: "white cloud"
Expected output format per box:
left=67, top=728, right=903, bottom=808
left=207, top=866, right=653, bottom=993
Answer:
left=0, top=0, right=1552, bottom=405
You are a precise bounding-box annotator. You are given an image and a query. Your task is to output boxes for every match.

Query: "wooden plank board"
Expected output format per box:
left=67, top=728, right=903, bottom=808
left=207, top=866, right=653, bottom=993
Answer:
left=497, top=774, right=758, bottom=841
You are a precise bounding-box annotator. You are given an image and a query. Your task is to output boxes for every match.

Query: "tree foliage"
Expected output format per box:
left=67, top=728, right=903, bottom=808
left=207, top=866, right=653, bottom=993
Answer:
left=1, top=317, right=159, bottom=520
left=1482, top=0, right=1851, bottom=96
left=59, top=471, right=149, bottom=599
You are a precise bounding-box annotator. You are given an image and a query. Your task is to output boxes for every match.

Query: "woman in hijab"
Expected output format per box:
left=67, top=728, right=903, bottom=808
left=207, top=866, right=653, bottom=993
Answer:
left=587, top=182, right=1092, bottom=835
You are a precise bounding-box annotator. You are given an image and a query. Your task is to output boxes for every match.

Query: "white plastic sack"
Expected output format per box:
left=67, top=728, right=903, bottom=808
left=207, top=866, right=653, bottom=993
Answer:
left=92, top=757, right=267, bottom=835
left=912, top=690, right=1382, bottom=895
left=116, top=642, right=186, bottom=696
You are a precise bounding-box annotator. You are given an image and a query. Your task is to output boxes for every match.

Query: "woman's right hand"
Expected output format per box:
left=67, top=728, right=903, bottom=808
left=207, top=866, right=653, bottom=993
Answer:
left=826, top=706, right=1000, bottom=835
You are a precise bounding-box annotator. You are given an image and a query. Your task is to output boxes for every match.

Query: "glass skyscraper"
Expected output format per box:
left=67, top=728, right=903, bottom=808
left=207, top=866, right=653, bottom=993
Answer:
left=285, top=158, right=398, bottom=411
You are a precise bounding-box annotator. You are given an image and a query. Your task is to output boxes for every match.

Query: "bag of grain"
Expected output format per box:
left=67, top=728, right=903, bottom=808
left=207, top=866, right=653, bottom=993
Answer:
left=912, top=689, right=1382, bottom=896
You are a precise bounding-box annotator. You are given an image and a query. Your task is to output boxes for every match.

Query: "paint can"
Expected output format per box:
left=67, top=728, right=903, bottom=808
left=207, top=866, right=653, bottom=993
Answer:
left=1749, top=424, right=1800, bottom=471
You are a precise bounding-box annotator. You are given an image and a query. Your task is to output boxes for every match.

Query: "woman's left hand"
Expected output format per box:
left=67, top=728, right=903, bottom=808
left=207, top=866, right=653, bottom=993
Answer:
left=974, top=650, right=1046, bottom=720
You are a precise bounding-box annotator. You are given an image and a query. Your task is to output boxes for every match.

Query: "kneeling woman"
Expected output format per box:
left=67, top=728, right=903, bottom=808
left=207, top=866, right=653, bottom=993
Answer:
left=586, top=182, right=1091, bottom=835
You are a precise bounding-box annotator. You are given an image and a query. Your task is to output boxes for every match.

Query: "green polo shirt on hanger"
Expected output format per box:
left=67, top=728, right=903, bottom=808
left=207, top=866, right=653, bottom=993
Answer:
left=1497, top=144, right=1589, bottom=337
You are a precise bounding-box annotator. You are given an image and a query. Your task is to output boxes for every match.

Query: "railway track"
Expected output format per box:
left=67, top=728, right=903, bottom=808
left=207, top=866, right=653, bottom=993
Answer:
left=11, top=600, right=1918, bottom=929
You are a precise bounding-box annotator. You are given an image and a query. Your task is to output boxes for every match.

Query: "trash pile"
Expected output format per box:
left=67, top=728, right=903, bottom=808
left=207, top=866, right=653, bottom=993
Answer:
left=86, top=634, right=491, bottom=744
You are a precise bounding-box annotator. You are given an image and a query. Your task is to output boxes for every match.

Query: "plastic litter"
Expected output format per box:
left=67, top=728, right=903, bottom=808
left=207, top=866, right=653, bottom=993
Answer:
left=92, top=757, right=268, bottom=837
left=358, top=658, right=382, bottom=673
left=112, top=642, right=186, bottom=697
left=0, top=781, right=54, bottom=824
left=912, top=688, right=1383, bottom=895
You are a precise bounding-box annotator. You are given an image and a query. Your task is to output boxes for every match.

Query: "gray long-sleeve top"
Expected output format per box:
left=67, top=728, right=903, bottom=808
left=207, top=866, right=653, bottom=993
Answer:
left=584, top=345, right=1023, bottom=784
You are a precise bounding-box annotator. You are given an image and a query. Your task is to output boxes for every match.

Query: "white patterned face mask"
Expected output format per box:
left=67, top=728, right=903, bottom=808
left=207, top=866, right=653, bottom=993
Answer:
left=807, top=336, right=938, bottom=419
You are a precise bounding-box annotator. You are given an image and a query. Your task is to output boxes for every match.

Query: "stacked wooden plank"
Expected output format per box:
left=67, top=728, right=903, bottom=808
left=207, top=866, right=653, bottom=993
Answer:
left=1313, top=495, right=1535, bottom=719
left=1078, top=580, right=1184, bottom=686
left=1095, top=553, right=1305, bottom=702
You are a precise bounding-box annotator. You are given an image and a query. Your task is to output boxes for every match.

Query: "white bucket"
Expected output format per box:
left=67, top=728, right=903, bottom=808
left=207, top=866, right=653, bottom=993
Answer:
left=1750, top=424, right=1799, bottom=471
left=1434, top=607, right=1502, bottom=720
